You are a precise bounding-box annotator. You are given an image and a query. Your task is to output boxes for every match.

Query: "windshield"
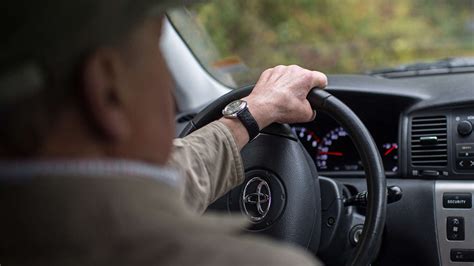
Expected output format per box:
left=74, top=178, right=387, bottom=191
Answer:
left=169, top=1, right=474, bottom=88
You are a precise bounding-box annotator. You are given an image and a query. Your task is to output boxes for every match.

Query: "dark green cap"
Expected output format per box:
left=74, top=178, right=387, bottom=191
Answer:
left=0, top=0, right=191, bottom=105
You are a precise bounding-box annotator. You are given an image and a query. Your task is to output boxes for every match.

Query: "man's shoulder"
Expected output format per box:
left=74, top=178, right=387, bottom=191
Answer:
left=111, top=222, right=321, bottom=266
left=0, top=173, right=321, bottom=266
left=139, top=213, right=322, bottom=266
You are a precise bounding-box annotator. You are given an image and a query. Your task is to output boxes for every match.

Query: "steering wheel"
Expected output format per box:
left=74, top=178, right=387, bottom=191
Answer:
left=180, top=86, right=387, bottom=266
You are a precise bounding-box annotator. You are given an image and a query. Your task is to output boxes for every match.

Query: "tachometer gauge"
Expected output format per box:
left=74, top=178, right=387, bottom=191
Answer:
left=291, top=126, right=320, bottom=157
left=317, top=127, right=362, bottom=171
left=382, top=143, right=399, bottom=172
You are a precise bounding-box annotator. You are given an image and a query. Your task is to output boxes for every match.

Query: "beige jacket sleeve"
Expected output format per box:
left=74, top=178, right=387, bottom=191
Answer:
left=168, top=121, right=245, bottom=214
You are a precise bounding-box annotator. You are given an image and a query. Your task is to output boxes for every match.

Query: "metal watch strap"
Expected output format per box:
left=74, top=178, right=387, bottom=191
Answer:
left=237, top=108, right=260, bottom=141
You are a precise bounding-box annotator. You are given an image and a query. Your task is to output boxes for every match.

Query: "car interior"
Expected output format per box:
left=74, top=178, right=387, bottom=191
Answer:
left=164, top=3, right=474, bottom=266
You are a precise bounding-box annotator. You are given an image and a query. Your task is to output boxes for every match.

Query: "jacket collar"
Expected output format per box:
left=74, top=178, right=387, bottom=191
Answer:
left=0, top=159, right=183, bottom=187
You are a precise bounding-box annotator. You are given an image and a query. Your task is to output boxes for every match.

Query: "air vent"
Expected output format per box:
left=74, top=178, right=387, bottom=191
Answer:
left=411, top=115, right=448, bottom=167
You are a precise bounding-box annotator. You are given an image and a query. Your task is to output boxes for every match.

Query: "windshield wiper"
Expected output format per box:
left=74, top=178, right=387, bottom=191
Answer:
left=368, top=57, right=474, bottom=78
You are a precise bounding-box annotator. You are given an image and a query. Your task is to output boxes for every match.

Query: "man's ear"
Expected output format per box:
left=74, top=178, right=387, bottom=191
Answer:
left=80, top=48, right=131, bottom=143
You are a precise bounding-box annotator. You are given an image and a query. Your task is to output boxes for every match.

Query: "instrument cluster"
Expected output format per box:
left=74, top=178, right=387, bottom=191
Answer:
left=291, top=114, right=399, bottom=174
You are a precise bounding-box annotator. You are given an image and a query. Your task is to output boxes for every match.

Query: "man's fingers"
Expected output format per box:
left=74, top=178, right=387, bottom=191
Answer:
left=310, top=71, right=328, bottom=90
left=310, top=110, right=317, bottom=121
left=300, top=102, right=317, bottom=123
left=260, top=67, right=274, bottom=82
left=248, top=65, right=327, bottom=126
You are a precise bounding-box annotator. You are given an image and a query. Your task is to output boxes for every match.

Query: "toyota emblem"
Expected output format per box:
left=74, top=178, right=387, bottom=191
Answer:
left=242, top=177, right=272, bottom=223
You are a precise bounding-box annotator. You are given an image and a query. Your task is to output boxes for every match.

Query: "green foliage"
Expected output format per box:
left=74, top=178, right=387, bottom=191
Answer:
left=189, top=0, right=474, bottom=85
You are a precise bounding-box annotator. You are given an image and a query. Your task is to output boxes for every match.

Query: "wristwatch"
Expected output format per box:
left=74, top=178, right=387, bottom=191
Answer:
left=222, top=99, right=260, bottom=141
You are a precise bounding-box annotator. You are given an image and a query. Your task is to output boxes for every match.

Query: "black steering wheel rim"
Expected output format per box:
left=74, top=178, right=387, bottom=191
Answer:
left=180, top=86, right=387, bottom=266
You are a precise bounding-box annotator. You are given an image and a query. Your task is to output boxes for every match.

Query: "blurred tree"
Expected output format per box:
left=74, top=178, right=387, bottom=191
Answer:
left=188, top=0, right=474, bottom=85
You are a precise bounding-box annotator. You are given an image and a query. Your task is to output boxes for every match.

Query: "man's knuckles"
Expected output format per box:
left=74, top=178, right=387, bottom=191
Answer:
left=313, top=71, right=328, bottom=88
left=300, top=71, right=317, bottom=88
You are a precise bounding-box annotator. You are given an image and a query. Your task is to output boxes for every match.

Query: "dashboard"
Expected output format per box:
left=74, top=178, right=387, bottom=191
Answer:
left=166, top=19, right=473, bottom=265
left=288, top=74, right=474, bottom=265
left=176, top=72, right=474, bottom=266
left=290, top=89, right=407, bottom=177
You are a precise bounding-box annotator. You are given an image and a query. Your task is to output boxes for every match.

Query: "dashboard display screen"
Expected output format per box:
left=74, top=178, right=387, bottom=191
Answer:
left=291, top=113, right=399, bottom=173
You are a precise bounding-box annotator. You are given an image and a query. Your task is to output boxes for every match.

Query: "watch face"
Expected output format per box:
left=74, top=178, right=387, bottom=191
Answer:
left=223, top=100, right=247, bottom=117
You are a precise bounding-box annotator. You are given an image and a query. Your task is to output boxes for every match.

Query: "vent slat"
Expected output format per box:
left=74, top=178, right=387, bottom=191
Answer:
left=411, top=138, right=447, bottom=141
left=413, top=160, right=448, bottom=163
left=412, top=117, right=447, bottom=123
left=411, top=140, right=447, bottom=144
left=410, top=115, right=447, bottom=167
left=412, top=161, right=448, bottom=165
left=411, top=133, right=447, bottom=137
left=411, top=144, right=447, bottom=148
left=412, top=123, right=447, bottom=128
left=412, top=154, right=447, bottom=159
left=412, top=128, right=447, bottom=133
left=412, top=149, right=448, bottom=153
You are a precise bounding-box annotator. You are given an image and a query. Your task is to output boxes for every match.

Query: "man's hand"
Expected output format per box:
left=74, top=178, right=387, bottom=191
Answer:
left=245, top=65, right=327, bottom=129
left=220, top=65, right=327, bottom=149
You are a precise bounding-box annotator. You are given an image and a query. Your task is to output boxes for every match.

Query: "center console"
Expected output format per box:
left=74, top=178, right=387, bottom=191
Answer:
left=435, top=181, right=474, bottom=265
left=407, top=107, right=474, bottom=265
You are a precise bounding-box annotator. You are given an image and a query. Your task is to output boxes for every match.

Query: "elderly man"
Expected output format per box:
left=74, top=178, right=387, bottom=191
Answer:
left=0, top=1, right=327, bottom=265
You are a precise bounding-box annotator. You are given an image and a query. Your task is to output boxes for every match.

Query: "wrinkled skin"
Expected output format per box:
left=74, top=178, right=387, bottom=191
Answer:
left=246, top=65, right=327, bottom=126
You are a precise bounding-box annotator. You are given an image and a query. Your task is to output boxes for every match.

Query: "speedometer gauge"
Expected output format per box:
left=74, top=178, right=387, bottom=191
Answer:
left=293, top=124, right=399, bottom=173
left=382, top=143, right=399, bottom=172
left=291, top=126, right=320, bottom=156
left=317, top=127, right=362, bottom=171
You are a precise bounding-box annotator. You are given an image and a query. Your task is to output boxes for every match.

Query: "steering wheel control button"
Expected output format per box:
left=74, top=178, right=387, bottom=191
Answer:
left=446, top=217, right=465, bottom=241
left=327, top=217, right=336, bottom=226
left=451, top=249, right=474, bottom=262
left=349, top=225, right=364, bottom=246
left=457, top=120, right=473, bottom=136
left=443, top=193, right=472, bottom=209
